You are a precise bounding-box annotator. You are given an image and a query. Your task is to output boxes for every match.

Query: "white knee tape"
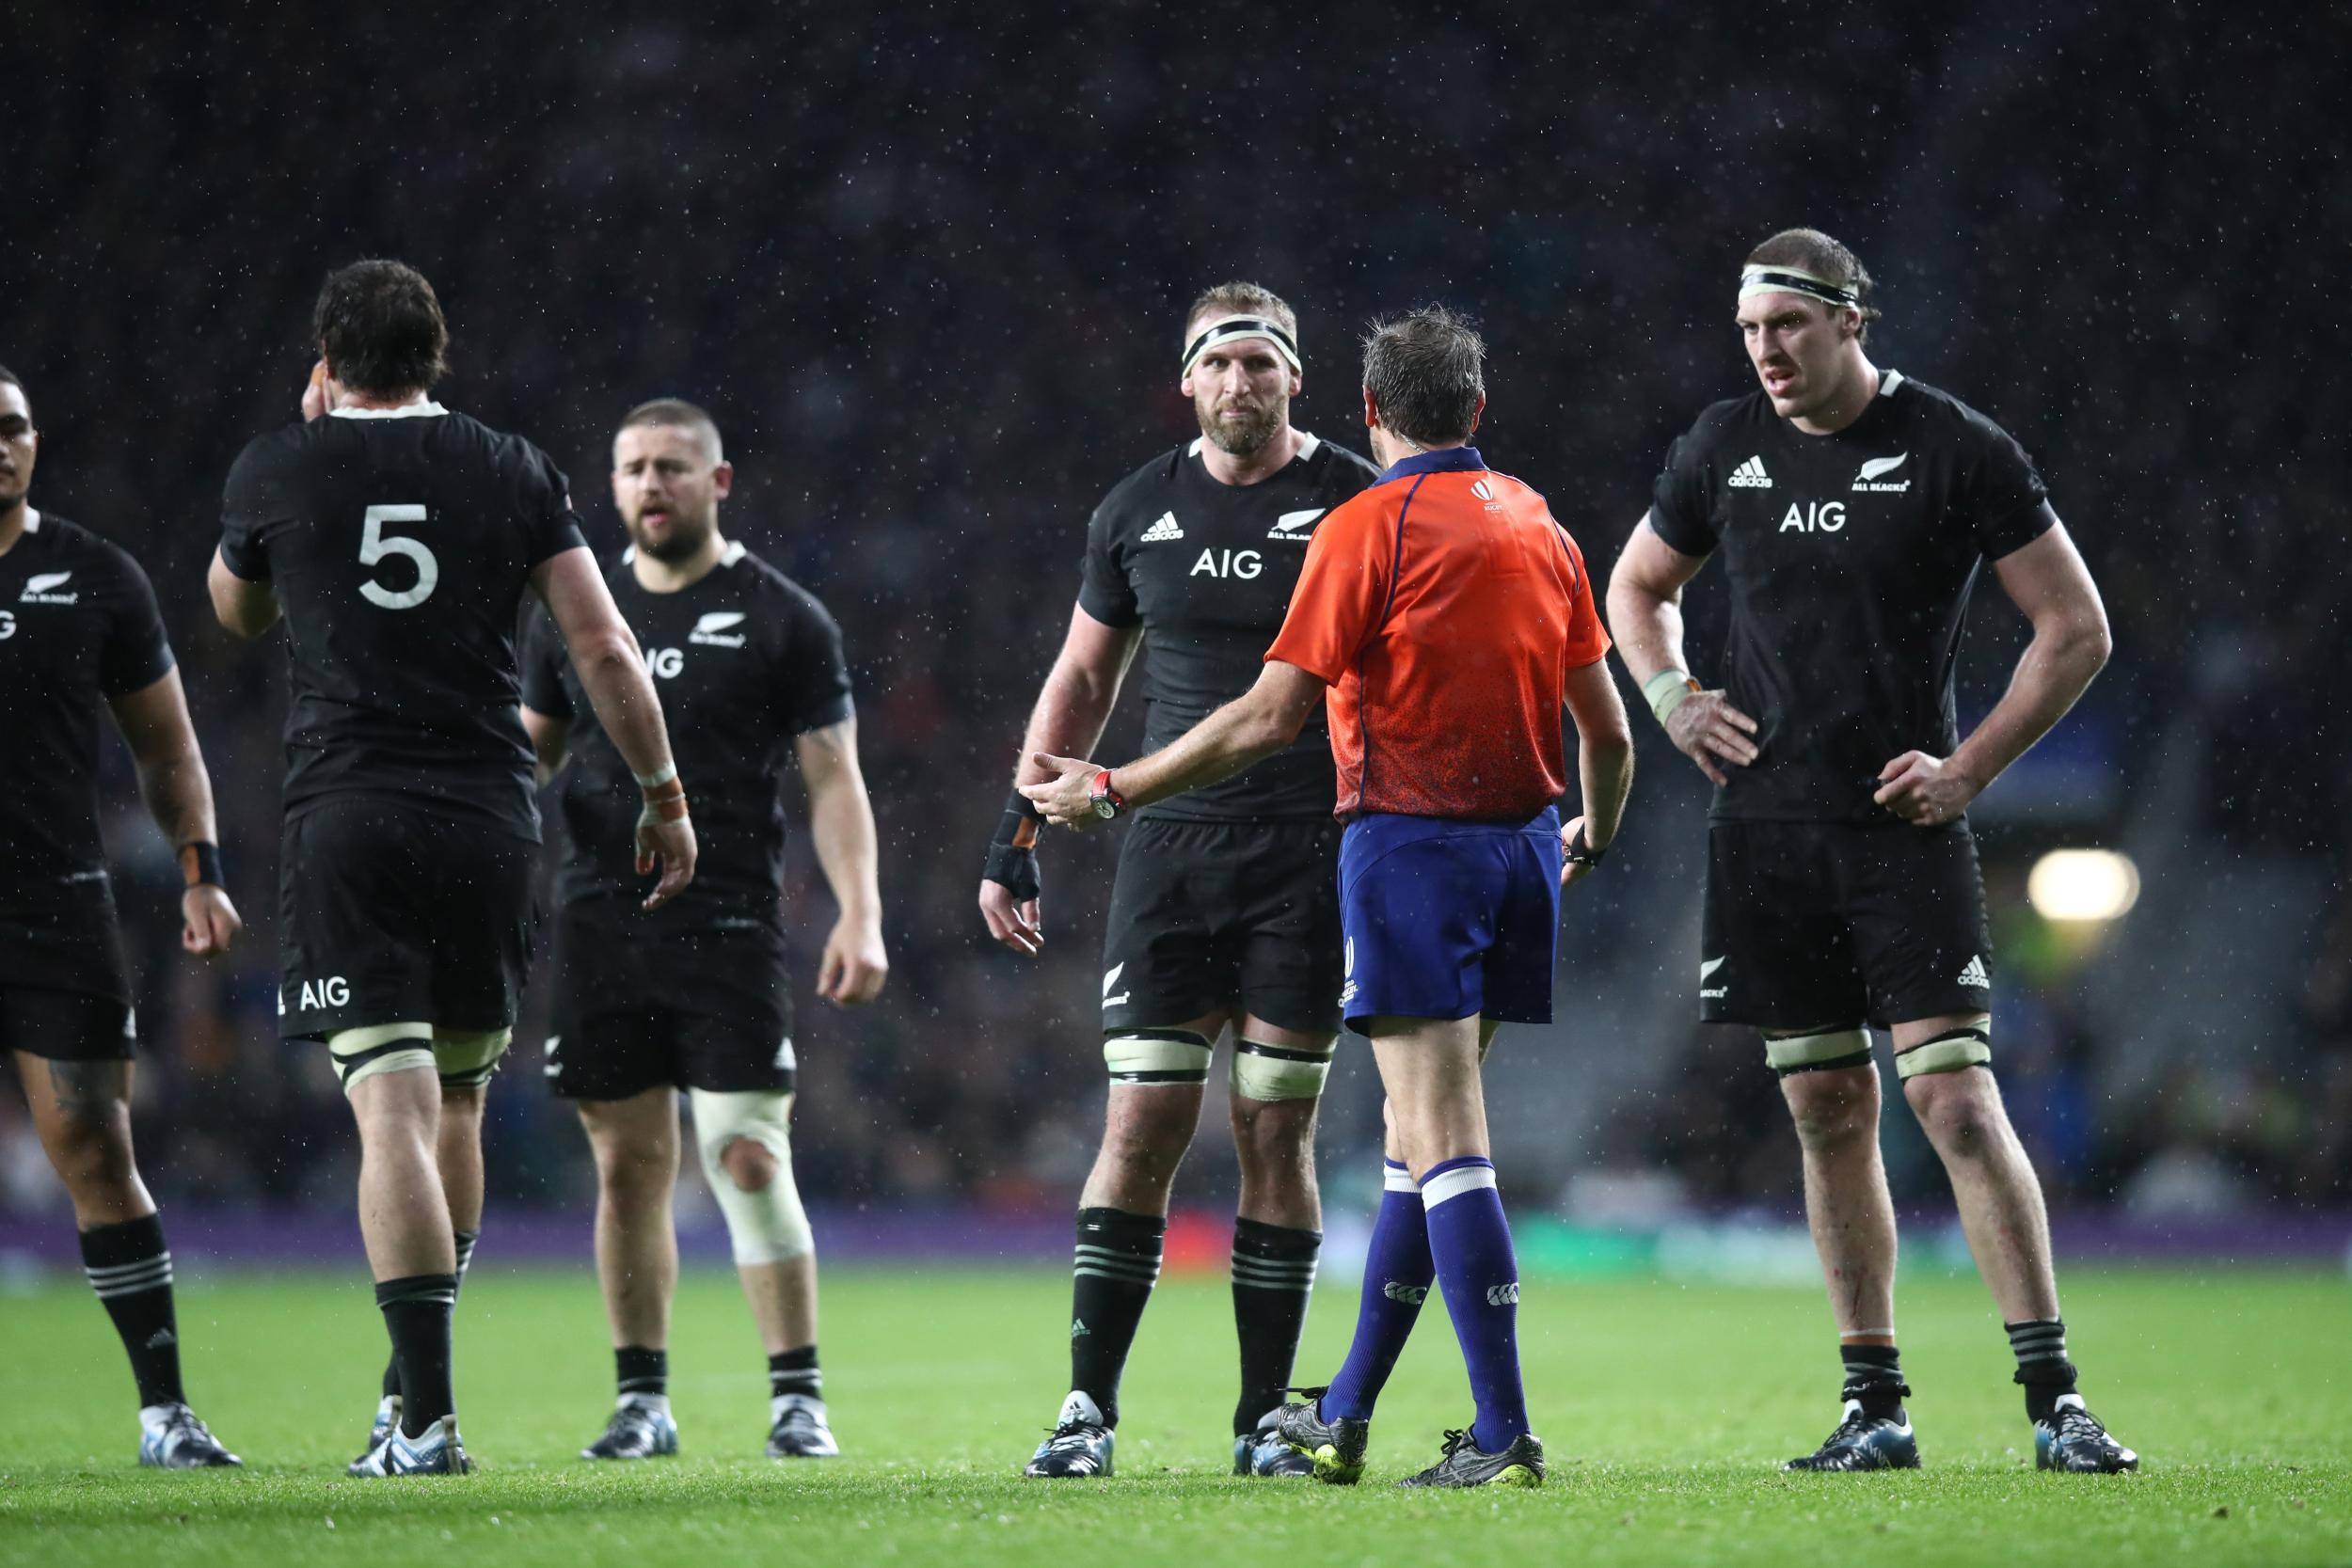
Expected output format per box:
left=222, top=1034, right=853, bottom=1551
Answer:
left=431, top=1025, right=512, bottom=1090
left=689, top=1088, right=812, bottom=1265
left=1231, top=1037, right=1333, bottom=1101
left=328, top=1022, right=437, bottom=1094
left=1896, top=1018, right=1993, bottom=1080
left=1104, top=1030, right=1214, bottom=1085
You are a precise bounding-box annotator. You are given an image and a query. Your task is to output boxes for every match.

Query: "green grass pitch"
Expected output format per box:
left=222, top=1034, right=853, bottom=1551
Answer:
left=2, top=1262, right=2345, bottom=1566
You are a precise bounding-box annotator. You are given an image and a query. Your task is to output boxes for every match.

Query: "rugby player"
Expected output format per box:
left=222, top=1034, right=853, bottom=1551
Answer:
left=1029, top=307, right=1632, bottom=1488
left=520, top=399, right=884, bottom=1463
left=1604, top=229, right=2137, bottom=1473
left=0, top=365, right=245, bottom=1467
left=211, top=261, right=695, bottom=1477
left=980, top=285, right=1379, bottom=1479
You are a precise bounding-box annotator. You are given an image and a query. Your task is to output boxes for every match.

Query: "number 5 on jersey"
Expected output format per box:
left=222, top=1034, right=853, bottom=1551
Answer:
left=358, top=504, right=438, bottom=610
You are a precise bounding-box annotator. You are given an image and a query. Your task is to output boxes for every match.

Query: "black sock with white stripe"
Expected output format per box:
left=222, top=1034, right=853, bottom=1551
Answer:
left=2007, top=1318, right=2078, bottom=1424
left=80, top=1213, right=183, bottom=1409
left=1068, top=1206, right=1165, bottom=1429
left=618, top=1345, right=668, bottom=1401
left=1231, top=1218, right=1321, bottom=1435
left=769, top=1345, right=821, bottom=1406
left=376, top=1273, right=459, bottom=1436
left=382, top=1228, right=477, bottom=1401
left=1841, top=1343, right=1909, bottom=1422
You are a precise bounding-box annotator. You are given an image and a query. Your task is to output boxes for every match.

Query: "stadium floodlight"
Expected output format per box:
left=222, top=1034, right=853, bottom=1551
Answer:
left=2026, top=848, right=2140, bottom=922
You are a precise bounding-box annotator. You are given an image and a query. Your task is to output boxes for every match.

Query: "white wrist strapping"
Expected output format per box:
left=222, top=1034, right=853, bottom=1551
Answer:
left=1644, top=668, right=1701, bottom=727
left=634, top=762, right=678, bottom=791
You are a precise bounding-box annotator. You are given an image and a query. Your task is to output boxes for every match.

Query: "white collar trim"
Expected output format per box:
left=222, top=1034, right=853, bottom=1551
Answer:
left=328, top=400, right=449, bottom=420
left=22, top=508, right=40, bottom=533
left=1187, top=428, right=1317, bottom=461
left=1880, top=369, right=1905, bottom=395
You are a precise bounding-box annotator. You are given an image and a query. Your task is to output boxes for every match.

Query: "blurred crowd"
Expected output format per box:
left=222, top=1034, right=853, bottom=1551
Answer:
left=6, top=4, right=2344, bottom=1226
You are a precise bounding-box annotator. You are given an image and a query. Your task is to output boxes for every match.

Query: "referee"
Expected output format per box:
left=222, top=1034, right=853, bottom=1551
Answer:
left=1028, top=307, right=1632, bottom=1489
left=1605, top=229, right=2137, bottom=1474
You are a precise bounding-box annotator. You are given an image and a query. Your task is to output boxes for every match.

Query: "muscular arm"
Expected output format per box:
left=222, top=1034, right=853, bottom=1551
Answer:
left=531, top=546, right=695, bottom=907
left=1025, top=660, right=1326, bottom=828
left=108, top=668, right=241, bottom=954
left=206, top=547, right=280, bottom=639
left=519, top=705, right=571, bottom=787
left=1605, top=515, right=1757, bottom=785
left=796, top=716, right=887, bottom=1006
left=1010, top=603, right=1144, bottom=788
left=1878, top=512, right=2110, bottom=823
left=1561, top=657, right=1635, bottom=879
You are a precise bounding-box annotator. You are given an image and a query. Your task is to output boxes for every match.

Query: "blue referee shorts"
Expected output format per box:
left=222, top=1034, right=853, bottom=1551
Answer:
left=1337, top=806, right=1562, bottom=1030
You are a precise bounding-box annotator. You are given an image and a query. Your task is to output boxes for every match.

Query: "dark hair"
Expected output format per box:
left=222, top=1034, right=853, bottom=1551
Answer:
left=1360, top=306, right=1486, bottom=447
left=312, top=260, right=450, bottom=397
left=1184, top=281, right=1298, bottom=347
left=1744, top=228, right=1883, bottom=340
left=616, top=397, right=724, bottom=461
left=0, top=363, right=26, bottom=425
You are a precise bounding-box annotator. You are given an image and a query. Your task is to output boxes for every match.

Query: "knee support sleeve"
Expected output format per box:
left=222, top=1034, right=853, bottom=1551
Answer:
left=329, top=1022, right=437, bottom=1093
left=1104, top=1029, right=1214, bottom=1086
left=689, top=1087, right=812, bottom=1265
left=431, top=1025, right=512, bottom=1090
left=1231, top=1037, right=1333, bottom=1102
left=1763, top=1027, right=1873, bottom=1078
left=1896, top=1018, right=1992, bottom=1080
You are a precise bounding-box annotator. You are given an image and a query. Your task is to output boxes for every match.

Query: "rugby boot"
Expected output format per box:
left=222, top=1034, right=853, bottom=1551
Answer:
left=137, top=1403, right=240, bottom=1468
left=581, top=1394, right=679, bottom=1460
left=1396, top=1425, right=1546, bottom=1488
left=1785, top=1400, right=1921, bottom=1472
left=1270, top=1387, right=1369, bottom=1485
left=2035, top=1396, right=2139, bottom=1473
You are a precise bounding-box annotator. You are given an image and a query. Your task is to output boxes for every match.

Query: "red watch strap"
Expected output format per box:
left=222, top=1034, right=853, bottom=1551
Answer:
left=1093, top=768, right=1126, bottom=810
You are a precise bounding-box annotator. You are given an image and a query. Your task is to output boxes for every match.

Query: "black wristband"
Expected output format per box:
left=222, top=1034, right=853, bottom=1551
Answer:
left=1564, top=823, right=1607, bottom=868
left=180, top=841, right=226, bottom=888
left=985, top=795, right=1042, bottom=900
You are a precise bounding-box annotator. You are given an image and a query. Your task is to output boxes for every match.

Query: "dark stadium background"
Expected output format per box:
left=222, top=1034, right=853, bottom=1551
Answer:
left=7, top=4, right=2346, bottom=1268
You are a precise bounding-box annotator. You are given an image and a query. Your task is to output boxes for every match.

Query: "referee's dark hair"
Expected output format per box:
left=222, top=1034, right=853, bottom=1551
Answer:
left=312, top=260, right=451, bottom=397
left=1361, top=306, right=1486, bottom=448
left=1745, top=229, right=1883, bottom=341
left=0, top=363, right=27, bottom=425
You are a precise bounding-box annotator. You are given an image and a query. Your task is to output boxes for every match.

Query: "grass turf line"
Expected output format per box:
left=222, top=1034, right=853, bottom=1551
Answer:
left=1, top=1264, right=2344, bottom=1566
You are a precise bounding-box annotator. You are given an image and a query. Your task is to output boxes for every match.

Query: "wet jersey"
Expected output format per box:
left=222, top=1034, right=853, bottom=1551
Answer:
left=1648, top=370, right=2053, bottom=822
left=218, top=403, right=585, bottom=838
left=521, top=541, right=852, bottom=914
left=0, top=512, right=175, bottom=909
left=1077, top=433, right=1380, bottom=822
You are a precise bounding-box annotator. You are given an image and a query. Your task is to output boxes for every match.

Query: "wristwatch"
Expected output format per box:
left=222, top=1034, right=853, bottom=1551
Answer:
left=1564, top=822, right=1608, bottom=868
left=1089, top=768, right=1129, bottom=820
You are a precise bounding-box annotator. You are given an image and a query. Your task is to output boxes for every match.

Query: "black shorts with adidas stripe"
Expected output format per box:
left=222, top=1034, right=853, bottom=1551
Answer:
left=543, top=895, right=796, bottom=1101
left=1698, top=819, right=1993, bottom=1031
left=1099, top=816, right=1343, bottom=1037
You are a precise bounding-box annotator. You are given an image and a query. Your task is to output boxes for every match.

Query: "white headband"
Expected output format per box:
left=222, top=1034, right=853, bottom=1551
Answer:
left=1739, top=265, right=1861, bottom=310
left=1182, top=313, right=1302, bottom=375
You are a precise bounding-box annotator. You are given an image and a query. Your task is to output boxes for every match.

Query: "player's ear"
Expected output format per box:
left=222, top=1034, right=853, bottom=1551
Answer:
left=710, top=460, right=735, bottom=502
left=1179, top=371, right=1197, bottom=401
left=1361, top=386, right=1378, bottom=431
left=1467, top=395, right=1486, bottom=436
left=1287, top=368, right=1303, bottom=398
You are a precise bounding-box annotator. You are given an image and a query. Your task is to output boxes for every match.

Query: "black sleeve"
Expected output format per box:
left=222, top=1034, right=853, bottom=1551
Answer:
left=517, top=604, right=575, bottom=720
left=1074, top=494, right=1139, bottom=627
left=522, top=445, right=589, bottom=566
left=773, top=590, right=856, bottom=736
left=1646, top=425, right=1720, bottom=557
left=99, top=548, right=176, bottom=697
left=1965, top=418, right=2055, bottom=560
left=217, top=438, right=277, bottom=580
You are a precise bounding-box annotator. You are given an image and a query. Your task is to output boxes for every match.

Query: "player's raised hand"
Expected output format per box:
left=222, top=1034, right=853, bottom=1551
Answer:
left=1873, top=750, right=1979, bottom=827
left=818, top=915, right=889, bottom=1006
left=301, top=359, right=329, bottom=422
left=181, top=884, right=243, bottom=955
left=635, top=814, right=698, bottom=910
left=1665, top=689, right=1759, bottom=786
left=1021, top=752, right=1108, bottom=832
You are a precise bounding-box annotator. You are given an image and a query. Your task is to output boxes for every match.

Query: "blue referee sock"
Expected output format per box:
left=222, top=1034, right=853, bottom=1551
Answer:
left=1320, top=1161, right=1434, bottom=1422
left=1421, top=1155, right=1528, bottom=1452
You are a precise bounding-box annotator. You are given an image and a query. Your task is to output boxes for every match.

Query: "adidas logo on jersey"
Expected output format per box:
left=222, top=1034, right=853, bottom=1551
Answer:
left=1140, top=512, right=1184, bottom=542
left=1727, top=456, right=1772, bottom=488
left=19, top=570, right=78, bottom=605
left=1266, top=508, right=1323, bottom=541
left=1852, top=451, right=1914, bottom=493
left=689, top=610, right=748, bottom=648
left=1956, top=954, right=1990, bottom=989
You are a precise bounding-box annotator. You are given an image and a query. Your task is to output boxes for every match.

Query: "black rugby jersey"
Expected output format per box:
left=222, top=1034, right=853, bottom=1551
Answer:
left=219, top=404, right=585, bottom=839
left=1648, top=371, right=2052, bottom=823
left=521, top=541, right=853, bottom=914
left=1077, top=432, right=1379, bottom=821
left=0, top=512, right=174, bottom=909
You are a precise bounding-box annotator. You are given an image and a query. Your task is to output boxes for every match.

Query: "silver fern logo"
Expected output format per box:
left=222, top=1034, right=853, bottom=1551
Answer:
left=1852, top=452, right=1913, bottom=493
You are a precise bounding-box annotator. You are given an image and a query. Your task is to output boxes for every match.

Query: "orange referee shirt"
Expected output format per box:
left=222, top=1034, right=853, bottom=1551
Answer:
left=1266, top=446, right=1610, bottom=821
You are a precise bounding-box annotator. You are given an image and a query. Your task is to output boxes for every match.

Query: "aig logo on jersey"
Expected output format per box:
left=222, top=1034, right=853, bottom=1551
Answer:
left=1778, top=501, right=1848, bottom=534
left=1190, top=549, right=1262, bottom=579
left=279, top=974, right=352, bottom=1014
left=0, top=610, right=14, bottom=641
left=1851, top=452, right=1913, bottom=493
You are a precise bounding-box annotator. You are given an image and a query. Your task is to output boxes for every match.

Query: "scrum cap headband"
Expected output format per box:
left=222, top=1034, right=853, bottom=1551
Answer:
left=1182, top=314, right=1301, bottom=375
left=1739, top=265, right=1861, bottom=311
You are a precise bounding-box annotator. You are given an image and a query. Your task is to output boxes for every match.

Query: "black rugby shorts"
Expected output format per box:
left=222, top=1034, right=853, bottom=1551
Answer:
left=0, top=984, right=136, bottom=1063
left=1099, top=816, right=1343, bottom=1037
left=1699, top=818, right=1994, bottom=1031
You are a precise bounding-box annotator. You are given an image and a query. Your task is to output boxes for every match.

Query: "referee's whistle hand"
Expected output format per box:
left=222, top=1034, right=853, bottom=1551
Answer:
left=1664, top=690, right=1759, bottom=786
left=978, top=879, right=1045, bottom=957
left=1020, top=752, right=1107, bottom=832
